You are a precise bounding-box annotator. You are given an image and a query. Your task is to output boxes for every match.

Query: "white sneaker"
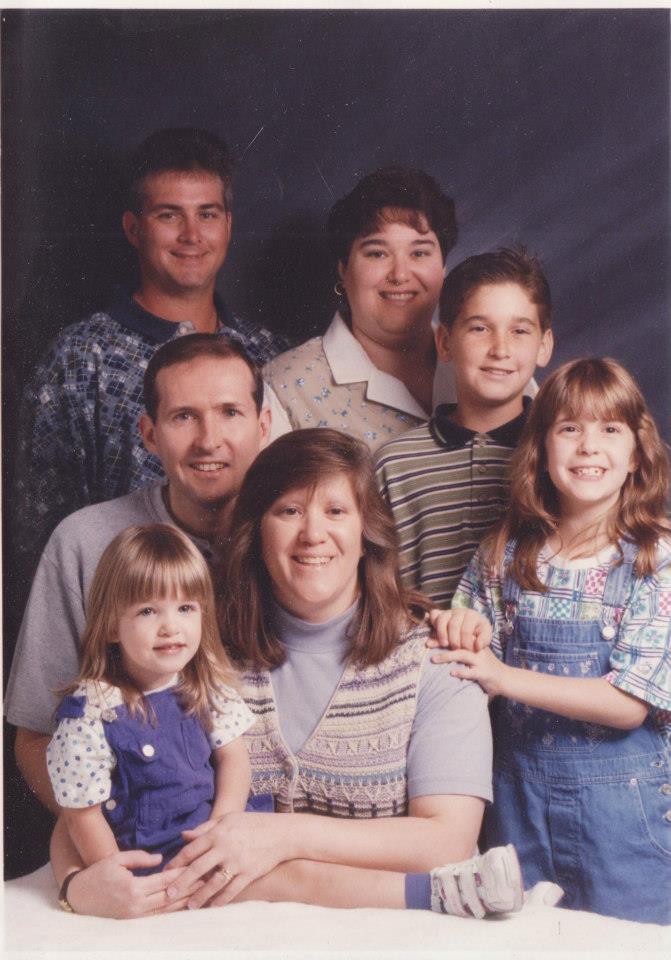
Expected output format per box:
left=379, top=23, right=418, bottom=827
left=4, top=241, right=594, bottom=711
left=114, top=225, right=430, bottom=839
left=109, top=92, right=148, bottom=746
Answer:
left=430, top=844, right=524, bottom=919
left=524, top=881, right=564, bottom=907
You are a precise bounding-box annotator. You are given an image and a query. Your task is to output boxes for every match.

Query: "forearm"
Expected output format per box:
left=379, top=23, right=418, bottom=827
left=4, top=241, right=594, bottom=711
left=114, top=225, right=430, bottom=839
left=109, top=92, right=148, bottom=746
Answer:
left=265, top=796, right=482, bottom=872
left=50, top=816, right=85, bottom=887
left=210, top=740, right=252, bottom=818
left=15, top=728, right=59, bottom=814
left=500, top=668, right=649, bottom=729
left=234, top=858, right=406, bottom=909
left=62, top=805, right=119, bottom=866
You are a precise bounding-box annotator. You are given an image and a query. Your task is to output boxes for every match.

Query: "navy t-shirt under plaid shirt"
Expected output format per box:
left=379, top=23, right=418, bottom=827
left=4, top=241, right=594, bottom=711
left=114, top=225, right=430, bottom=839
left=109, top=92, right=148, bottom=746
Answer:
left=15, top=293, right=286, bottom=564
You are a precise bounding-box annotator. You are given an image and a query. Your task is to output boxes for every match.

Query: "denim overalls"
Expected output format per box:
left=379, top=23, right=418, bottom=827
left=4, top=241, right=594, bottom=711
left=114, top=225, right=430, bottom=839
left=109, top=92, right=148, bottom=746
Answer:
left=57, top=686, right=270, bottom=876
left=483, top=542, right=671, bottom=924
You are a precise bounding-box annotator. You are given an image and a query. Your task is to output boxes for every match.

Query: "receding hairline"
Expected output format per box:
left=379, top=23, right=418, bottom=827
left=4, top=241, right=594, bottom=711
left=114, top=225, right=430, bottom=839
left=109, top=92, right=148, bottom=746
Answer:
left=150, top=354, right=260, bottom=418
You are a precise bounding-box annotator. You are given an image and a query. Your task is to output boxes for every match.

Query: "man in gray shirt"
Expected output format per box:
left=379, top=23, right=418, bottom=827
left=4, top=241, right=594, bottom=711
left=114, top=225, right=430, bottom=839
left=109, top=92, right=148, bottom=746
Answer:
left=6, top=333, right=270, bottom=813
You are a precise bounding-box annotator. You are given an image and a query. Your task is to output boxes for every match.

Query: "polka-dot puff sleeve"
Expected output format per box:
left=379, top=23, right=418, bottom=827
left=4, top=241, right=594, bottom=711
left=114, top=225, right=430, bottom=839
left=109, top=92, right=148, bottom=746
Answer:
left=208, top=684, right=256, bottom=750
left=47, top=717, right=116, bottom=808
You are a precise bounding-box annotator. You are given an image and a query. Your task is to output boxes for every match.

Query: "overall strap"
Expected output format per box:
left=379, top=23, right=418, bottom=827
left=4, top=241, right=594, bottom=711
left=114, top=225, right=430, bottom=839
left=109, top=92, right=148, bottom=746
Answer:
left=501, top=540, right=522, bottom=634
left=601, top=540, right=639, bottom=623
left=502, top=540, right=522, bottom=605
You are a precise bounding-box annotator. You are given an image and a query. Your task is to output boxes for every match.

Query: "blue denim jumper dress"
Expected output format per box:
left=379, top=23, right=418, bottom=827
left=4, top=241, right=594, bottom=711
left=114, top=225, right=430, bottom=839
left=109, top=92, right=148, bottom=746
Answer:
left=483, top=541, right=671, bottom=924
left=57, top=686, right=271, bottom=876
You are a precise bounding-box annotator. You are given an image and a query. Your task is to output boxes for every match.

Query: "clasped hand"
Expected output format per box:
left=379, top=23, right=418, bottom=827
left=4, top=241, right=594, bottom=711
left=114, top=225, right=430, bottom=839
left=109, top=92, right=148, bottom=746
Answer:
left=166, top=811, right=282, bottom=909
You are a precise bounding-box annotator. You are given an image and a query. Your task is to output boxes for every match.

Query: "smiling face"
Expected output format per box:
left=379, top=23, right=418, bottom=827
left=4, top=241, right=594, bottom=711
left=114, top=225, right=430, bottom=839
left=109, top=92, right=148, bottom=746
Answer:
left=122, top=169, right=232, bottom=298
left=260, top=474, right=364, bottom=623
left=545, top=415, right=638, bottom=522
left=114, top=595, right=202, bottom=691
left=338, top=214, right=445, bottom=350
left=140, top=355, right=270, bottom=534
left=436, top=281, right=553, bottom=429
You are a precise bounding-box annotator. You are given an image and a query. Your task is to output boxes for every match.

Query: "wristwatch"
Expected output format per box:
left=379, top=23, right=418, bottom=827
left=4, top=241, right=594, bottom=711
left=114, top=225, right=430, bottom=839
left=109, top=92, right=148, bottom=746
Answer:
left=58, top=869, right=82, bottom=913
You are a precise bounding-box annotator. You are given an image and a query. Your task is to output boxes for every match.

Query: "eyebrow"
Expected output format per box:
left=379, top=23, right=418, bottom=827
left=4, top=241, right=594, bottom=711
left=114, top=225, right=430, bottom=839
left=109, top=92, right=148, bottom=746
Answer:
left=148, top=202, right=226, bottom=213
left=461, top=314, right=538, bottom=324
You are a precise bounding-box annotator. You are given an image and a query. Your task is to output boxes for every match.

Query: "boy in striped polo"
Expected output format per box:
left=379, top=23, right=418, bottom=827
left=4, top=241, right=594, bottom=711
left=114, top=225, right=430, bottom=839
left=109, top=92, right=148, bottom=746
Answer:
left=375, top=249, right=554, bottom=606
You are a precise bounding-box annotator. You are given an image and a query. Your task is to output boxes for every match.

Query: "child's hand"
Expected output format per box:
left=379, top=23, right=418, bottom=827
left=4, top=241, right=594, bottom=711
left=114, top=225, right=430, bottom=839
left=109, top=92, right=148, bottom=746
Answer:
left=426, top=607, right=492, bottom=653
left=435, top=647, right=508, bottom=697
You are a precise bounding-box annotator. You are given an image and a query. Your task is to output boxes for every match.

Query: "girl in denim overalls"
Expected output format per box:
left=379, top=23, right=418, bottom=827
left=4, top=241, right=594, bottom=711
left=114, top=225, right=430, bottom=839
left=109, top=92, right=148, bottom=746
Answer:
left=447, top=358, right=671, bottom=924
left=48, top=524, right=256, bottom=875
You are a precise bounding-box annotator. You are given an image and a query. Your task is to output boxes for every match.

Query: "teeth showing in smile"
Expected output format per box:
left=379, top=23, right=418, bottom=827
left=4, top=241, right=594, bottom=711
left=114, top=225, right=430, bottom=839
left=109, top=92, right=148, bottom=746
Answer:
left=481, top=367, right=512, bottom=376
left=571, top=467, right=605, bottom=477
left=192, top=462, right=226, bottom=472
left=293, top=556, right=332, bottom=566
left=154, top=644, right=185, bottom=654
left=380, top=292, right=415, bottom=301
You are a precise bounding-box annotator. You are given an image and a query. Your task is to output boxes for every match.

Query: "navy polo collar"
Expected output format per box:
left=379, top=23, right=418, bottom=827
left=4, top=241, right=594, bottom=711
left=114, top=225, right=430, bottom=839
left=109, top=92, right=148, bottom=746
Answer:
left=431, top=395, right=531, bottom=450
left=109, top=290, right=236, bottom=343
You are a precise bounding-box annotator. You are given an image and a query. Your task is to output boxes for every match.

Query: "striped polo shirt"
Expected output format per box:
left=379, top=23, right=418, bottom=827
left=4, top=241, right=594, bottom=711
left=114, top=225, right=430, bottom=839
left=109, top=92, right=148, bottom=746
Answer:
left=375, top=401, right=529, bottom=607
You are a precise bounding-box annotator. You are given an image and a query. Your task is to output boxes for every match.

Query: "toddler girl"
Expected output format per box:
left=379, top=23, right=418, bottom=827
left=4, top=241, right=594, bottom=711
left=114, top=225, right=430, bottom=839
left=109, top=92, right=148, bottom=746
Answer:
left=447, top=358, right=671, bottom=924
left=48, top=524, right=256, bottom=874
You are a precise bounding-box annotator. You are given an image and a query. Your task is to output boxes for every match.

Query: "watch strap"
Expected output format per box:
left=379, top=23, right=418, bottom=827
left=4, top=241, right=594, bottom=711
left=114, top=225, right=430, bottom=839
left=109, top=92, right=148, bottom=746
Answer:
left=58, top=868, right=82, bottom=913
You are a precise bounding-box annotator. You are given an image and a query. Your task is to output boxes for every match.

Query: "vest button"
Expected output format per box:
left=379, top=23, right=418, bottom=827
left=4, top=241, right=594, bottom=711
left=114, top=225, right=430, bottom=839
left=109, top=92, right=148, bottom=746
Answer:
left=664, top=810, right=671, bottom=823
left=142, top=744, right=155, bottom=757
left=282, top=759, right=296, bottom=776
left=601, top=625, right=616, bottom=640
left=660, top=784, right=671, bottom=796
left=105, top=799, right=117, bottom=811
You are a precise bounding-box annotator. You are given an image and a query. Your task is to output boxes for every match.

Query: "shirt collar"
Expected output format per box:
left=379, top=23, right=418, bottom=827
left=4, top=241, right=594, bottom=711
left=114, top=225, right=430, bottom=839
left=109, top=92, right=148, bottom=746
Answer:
left=322, top=312, right=430, bottom=420
left=149, top=482, right=215, bottom=563
left=109, top=289, right=235, bottom=343
left=431, top=395, right=531, bottom=450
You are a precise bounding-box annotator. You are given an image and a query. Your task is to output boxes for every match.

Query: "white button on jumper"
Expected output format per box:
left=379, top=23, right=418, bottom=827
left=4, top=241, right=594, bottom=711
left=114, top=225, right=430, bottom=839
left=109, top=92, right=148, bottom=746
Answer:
left=105, top=799, right=117, bottom=811
left=601, top=625, right=616, bottom=640
left=142, top=744, right=155, bottom=758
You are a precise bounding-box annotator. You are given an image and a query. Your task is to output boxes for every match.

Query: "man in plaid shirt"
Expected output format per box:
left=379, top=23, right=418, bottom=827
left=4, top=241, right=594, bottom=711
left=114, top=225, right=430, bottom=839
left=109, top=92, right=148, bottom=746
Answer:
left=15, top=128, right=288, bottom=565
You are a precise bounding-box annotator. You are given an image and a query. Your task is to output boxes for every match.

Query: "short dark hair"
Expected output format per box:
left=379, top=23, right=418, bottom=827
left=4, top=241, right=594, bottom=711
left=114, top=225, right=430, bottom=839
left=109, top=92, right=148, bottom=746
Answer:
left=125, top=127, right=234, bottom=214
left=143, top=334, right=264, bottom=421
left=327, top=166, right=457, bottom=264
left=440, top=247, right=552, bottom=332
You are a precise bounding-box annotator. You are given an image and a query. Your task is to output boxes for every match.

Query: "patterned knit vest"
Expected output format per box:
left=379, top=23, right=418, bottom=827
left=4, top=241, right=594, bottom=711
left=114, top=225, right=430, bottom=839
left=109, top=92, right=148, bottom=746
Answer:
left=241, top=623, right=429, bottom=818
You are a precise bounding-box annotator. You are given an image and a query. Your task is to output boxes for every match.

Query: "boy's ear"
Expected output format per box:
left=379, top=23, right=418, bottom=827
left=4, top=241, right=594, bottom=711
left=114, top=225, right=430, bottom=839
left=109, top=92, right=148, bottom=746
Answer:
left=536, top=329, right=554, bottom=369
left=139, top=412, right=159, bottom=455
left=434, top=323, right=451, bottom=362
left=122, top=210, right=141, bottom=250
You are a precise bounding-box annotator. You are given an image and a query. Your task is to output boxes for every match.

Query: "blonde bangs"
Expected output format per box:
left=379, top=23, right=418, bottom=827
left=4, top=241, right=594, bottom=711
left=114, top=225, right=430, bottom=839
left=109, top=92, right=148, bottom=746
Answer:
left=115, top=543, right=213, bottom=610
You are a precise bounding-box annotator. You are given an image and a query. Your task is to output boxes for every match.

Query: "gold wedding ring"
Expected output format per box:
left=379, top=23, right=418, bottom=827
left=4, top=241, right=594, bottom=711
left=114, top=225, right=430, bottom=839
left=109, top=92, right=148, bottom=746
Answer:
left=213, top=865, right=233, bottom=885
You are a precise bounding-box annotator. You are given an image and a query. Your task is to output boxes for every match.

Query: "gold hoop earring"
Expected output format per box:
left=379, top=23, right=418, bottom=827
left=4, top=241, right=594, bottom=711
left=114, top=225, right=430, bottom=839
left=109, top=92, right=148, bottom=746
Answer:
left=334, top=281, right=345, bottom=297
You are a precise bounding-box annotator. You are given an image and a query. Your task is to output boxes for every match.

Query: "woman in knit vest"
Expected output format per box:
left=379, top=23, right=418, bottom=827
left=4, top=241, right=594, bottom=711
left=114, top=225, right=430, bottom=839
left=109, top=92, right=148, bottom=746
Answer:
left=163, top=428, right=524, bottom=918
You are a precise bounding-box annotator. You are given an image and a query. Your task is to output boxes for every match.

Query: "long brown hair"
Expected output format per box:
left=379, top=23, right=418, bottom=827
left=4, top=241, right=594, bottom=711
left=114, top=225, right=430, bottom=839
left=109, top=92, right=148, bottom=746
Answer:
left=487, top=357, right=671, bottom=590
left=70, top=524, right=238, bottom=726
left=218, top=429, right=428, bottom=670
